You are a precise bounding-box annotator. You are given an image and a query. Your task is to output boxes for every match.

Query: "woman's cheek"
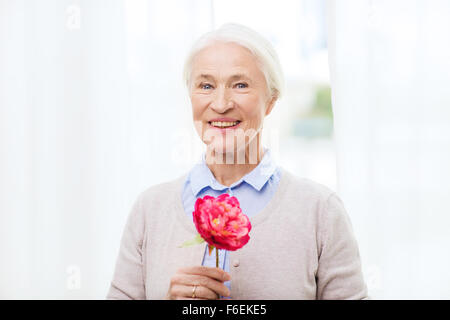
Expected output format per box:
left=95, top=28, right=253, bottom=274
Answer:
left=238, top=96, right=264, bottom=118
left=190, top=97, right=205, bottom=121
left=243, top=109, right=263, bottom=130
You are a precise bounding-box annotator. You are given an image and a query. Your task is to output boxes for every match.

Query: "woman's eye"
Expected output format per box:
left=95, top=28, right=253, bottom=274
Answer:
left=235, top=83, right=248, bottom=89
left=201, top=83, right=213, bottom=90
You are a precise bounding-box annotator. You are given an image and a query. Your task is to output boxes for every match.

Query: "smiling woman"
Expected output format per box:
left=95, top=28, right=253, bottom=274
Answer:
left=107, top=23, right=368, bottom=300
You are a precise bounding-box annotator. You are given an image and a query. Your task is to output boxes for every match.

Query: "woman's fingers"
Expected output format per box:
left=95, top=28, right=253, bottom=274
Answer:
left=167, top=266, right=232, bottom=300
left=172, top=284, right=218, bottom=300
left=176, top=273, right=231, bottom=298
left=178, top=266, right=231, bottom=282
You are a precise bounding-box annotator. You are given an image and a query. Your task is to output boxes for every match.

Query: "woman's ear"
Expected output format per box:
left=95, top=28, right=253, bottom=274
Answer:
left=265, top=94, right=278, bottom=116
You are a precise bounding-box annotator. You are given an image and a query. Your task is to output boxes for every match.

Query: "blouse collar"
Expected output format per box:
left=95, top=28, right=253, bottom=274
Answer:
left=189, top=147, right=277, bottom=196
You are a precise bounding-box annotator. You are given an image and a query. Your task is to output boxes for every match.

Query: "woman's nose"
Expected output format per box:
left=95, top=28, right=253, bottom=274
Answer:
left=210, top=88, right=233, bottom=113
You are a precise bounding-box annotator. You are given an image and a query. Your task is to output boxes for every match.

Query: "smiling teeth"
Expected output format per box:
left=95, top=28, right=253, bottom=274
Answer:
left=210, top=121, right=239, bottom=128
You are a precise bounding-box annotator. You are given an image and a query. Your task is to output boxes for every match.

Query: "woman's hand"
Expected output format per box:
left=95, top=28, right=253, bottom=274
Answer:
left=166, top=266, right=231, bottom=300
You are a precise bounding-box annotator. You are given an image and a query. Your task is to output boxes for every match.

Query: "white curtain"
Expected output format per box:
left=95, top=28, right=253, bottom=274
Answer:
left=0, top=0, right=211, bottom=299
left=328, top=0, right=450, bottom=298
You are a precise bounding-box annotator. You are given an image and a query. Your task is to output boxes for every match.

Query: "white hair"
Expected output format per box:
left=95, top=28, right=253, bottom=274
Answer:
left=183, top=23, right=284, bottom=100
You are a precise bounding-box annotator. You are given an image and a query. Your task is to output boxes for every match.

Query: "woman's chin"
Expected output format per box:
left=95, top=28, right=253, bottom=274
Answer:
left=205, top=143, right=245, bottom=159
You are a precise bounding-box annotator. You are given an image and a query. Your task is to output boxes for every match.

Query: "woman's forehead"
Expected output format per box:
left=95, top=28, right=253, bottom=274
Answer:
left=194, top=43, right=256, bottom=66
left=191, top=43, right=263, bottom=80
left=192, top=69, right=253, bottom=81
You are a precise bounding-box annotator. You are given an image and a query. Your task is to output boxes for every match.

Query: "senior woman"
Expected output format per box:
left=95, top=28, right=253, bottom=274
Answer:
left=107, top=23, right=368, bottom=300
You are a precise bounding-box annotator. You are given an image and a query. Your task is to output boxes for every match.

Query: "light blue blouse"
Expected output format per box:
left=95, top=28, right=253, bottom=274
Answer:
left=181, top=147, right=282, bottom=292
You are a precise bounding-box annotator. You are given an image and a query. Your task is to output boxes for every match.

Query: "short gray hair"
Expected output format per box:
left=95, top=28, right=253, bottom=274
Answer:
left=183, top=23, right=284, bottom=99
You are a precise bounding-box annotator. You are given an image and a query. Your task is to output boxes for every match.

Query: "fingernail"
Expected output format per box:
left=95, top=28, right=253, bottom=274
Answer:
left=224, top=273, right=231, bottom=281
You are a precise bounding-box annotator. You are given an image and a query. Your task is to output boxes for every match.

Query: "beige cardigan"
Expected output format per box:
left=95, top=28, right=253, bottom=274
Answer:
left=107, top=167, right=368, bottom=300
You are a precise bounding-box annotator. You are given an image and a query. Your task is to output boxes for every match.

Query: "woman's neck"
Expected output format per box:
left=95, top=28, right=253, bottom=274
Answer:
left=205, top=136, right=265, bottom=187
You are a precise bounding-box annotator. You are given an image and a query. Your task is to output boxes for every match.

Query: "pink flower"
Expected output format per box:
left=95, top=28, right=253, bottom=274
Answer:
left=193, top=193, right=252, bottom=251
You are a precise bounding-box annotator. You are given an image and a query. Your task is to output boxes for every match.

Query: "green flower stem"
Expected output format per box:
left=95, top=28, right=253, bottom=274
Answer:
left=216, top=247, right=219, bottom=268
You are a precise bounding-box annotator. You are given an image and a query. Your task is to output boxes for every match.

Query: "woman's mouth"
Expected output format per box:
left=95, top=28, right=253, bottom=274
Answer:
left=208, top=120, right=241, bottom=129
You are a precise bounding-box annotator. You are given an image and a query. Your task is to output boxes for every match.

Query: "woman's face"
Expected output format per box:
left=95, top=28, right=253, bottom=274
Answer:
left=189, top=41, right=276, bottom=160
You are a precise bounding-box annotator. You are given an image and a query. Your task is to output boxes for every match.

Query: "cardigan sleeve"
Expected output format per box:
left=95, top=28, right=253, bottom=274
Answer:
left=106, top=193, right=146, bottom=300
left=316, top=193, right=368, bottom=300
